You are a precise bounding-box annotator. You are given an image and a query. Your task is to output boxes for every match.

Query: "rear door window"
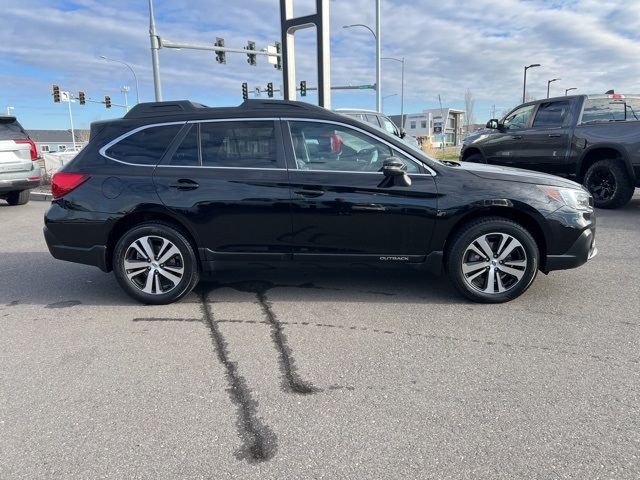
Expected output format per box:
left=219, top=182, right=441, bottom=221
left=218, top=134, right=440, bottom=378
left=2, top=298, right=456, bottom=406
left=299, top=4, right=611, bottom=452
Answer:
left=168, top=124, right=200, bottom=166
left=200, top=121, right=279, bottom=168
left=105, top=124, right=182, bottom=165
left=532, top=101, right=570, bottom=128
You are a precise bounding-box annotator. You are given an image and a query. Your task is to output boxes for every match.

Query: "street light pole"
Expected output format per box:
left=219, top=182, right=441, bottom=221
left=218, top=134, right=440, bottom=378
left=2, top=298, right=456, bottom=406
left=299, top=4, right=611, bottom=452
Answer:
left=523, top=63, right=541, bottom=103
left=382, top=57, right=405, bottom=130
left=565, top=87, right=577, bottom=96
left=342, top=0, right=382, bottom=113
left=382, top=93, right=397, bottom=113
left=547, top=78, right=560, bottom=98
left=375, top=0, right=381, bottom=113
left=100, top=56, right=140, bottom=104
left=148, top=0, right=162, bottom=101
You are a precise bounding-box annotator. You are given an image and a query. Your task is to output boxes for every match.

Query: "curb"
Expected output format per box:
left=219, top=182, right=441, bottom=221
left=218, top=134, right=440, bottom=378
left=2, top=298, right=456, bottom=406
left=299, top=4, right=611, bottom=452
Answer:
left=30, top=192, right=53, bottom=202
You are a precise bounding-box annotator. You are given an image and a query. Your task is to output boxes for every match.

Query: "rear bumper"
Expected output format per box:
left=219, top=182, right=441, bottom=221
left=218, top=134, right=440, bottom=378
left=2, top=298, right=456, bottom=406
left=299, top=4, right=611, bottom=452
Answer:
left=0, top=178, right=40, bottom=194
left=545, top=227, right=597, bottom=272
left=43, top=225, right=109, bottom=272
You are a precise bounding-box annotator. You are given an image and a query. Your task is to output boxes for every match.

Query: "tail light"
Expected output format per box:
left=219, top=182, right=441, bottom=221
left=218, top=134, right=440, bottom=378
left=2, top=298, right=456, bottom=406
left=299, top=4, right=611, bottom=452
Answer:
left=15, top=139, right=38, bottom=160
left=51, top=172, right=90, bottom=199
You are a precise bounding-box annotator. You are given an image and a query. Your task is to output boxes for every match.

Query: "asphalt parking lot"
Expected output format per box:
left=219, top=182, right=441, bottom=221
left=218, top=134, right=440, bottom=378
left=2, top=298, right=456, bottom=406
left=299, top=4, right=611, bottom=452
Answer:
left=1, top=196, right=639, bottom=479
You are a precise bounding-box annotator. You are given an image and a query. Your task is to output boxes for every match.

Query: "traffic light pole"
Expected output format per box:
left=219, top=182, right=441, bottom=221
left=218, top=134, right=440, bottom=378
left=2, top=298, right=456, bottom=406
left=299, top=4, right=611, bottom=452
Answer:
left=65, top=96, right=77, bottom=151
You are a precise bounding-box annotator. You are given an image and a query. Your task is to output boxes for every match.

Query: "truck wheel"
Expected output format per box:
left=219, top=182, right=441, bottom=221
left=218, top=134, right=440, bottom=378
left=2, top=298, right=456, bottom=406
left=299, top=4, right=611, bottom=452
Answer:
left=584, top=159, right=634, bottom=209
left=6, top=190, right=30, bottom=206
left=446, top=217, right=539, bottom=303
left=113, top=222, right=200, bottom=305
left=463, top=153, right=485, bottom=164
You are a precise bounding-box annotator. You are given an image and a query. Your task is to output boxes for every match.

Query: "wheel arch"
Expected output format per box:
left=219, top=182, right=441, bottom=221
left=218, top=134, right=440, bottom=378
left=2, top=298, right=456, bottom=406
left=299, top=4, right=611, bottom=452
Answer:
left=461, top=147, right=484, bottom=162
left=106, top=208, right=201, bottom=272
left=442, top=207, right=548, bottom=271
left=577, top=145, right=634, bottom=182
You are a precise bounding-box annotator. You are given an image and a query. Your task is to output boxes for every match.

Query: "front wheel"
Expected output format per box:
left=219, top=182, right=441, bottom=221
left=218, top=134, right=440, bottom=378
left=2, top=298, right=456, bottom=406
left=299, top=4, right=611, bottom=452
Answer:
left=113, top=222, right=199, bottom=305
left=446, top=218, right=539, bottom=303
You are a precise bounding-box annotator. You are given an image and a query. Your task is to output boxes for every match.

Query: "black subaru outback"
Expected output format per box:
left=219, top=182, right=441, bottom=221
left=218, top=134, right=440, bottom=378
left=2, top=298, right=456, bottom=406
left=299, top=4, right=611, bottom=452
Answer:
left=44, top=100, right=596, bottom=304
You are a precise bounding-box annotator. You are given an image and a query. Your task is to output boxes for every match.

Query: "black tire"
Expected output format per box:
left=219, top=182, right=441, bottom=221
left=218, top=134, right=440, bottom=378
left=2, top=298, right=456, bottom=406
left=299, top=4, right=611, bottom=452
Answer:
left=583, top=159, right=635, bottom=209
left=463, top=153, right=485, bottom=164
left=6, top=190, right=30, bottom=206
left=446, top=217, right=539, bottom=303
left=113, top=222, right=199, bottom=305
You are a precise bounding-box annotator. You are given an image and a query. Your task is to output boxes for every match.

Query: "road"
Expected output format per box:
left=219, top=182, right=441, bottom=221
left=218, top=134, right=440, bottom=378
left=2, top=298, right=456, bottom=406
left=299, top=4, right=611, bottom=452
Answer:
left=1, top=197, right=639, bottom=479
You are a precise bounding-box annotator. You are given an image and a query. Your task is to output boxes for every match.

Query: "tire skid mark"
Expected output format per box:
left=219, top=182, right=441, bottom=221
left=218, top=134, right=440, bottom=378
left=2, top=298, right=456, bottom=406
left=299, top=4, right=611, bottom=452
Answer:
left=198, top=288, right=277, bottom=463
left=211, top=280, right=320, bottom=395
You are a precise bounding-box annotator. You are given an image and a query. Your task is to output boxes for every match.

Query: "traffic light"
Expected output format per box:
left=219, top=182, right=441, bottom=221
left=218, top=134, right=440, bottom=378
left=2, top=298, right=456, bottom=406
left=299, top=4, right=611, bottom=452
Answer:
left=215, top=37, right=226, bottom=64
left=241, top=82, right=248, bottom=101
left=246, top=41, right=256, bottom=66
left=78, top=91, right=86, bottom=105
left=300, top=80, right=307, bottom=97
left=274, top=42, right=282, bottom=70
left=52, top=85, right=60, bottom=103
left=104, top=95, right=111, bottom=109
left=267, top=82, right=274, bottom=98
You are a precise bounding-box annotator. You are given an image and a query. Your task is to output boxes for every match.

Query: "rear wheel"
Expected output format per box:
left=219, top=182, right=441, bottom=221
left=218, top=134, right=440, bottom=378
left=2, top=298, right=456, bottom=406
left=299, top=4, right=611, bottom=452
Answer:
left=583, top=159, right=634, bottom=209
left=446, top=218, right=539, bottom=303
left=113, top=222, right=199, bottom=305
left=5, top=190, right=30, bottom=206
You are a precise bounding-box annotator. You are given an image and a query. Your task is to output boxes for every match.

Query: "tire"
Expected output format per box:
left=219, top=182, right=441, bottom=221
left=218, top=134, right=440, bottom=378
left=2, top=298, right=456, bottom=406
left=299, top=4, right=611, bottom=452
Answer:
left=463, top=153, right=485, bottom=164
left=6, top=190, right=30, bottom=206
left=113, top=222, right=199, bottom=305
left=583, top=159, right=634, bottom=209
left=446, top=217, right=539, bottom=303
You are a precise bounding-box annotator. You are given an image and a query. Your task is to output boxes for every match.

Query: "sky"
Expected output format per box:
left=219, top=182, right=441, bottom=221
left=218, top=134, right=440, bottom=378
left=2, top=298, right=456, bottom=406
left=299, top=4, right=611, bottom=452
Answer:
left=1, top=0, right=639, bottom=131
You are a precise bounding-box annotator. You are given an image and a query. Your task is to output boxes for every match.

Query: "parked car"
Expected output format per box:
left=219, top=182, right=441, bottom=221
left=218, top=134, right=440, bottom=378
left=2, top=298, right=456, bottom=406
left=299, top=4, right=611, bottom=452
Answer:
left=44, top=100, right=596, bottom=305
left=460, top=93, right=640, bottom=208
left=0, top=115, right=41, bottom=205
left=336, top=108, right=420, bottom=148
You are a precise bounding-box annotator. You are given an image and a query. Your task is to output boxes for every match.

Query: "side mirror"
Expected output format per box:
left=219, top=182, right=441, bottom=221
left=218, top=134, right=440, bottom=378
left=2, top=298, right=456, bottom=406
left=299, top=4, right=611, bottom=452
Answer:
left=380, top=158, right=412, bottom=186
left=486, top=119, right=500, bottom=129
left=400, top=130, right=407, bottom=139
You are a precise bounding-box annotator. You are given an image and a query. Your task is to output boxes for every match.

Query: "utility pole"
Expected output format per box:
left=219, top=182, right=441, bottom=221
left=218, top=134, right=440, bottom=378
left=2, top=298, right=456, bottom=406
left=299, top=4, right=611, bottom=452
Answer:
left=375, top=0, right=381, bottom=113
left=148, top=0, right=162, bottom=101
left=60, top=91, right=77, bottom=151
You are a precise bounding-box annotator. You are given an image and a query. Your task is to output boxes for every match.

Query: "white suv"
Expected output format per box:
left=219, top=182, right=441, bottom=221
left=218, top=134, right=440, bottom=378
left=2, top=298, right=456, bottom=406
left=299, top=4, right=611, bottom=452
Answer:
left=0, top=116, right=41, bottom=205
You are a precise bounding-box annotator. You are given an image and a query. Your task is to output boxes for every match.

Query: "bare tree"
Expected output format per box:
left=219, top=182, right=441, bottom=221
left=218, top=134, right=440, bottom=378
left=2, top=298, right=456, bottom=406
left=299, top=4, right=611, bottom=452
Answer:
left=464, top=89, right=475, bottom=131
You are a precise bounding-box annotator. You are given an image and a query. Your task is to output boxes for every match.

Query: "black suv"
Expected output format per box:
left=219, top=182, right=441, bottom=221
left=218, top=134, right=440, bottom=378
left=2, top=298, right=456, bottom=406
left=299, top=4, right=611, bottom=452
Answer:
left=44, top=100, right=596, bottom=304
left=461, top=94, right=640, bottom=209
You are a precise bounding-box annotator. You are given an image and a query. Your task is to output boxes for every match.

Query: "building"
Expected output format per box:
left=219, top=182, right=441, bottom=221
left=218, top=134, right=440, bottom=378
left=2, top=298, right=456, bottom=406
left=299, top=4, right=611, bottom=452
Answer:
left=27, top=129, right=90, bottom=154
left=391, top=108, right=465, bottom=147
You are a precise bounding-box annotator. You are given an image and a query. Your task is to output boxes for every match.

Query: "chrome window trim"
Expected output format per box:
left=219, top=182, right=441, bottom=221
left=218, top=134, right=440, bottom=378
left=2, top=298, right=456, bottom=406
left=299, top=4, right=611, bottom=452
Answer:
left=282, top=117, right=437, bottom=176
left=99, top=121, right=188, bottom=165
left=100, top=117, right=280, bottom=167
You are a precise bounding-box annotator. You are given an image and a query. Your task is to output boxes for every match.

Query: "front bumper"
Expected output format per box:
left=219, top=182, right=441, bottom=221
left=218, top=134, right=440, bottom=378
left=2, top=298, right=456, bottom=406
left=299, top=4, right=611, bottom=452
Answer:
left=545, top=227, right=597, bottom=272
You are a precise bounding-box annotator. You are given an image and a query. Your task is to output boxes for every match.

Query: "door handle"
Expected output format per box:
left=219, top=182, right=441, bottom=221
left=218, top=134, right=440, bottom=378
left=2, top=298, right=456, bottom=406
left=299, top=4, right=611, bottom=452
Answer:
left=294, top=188, right=324, bottom=198
left=548, top=133, right=562, bottom=138
left=510, top=135, right=523, bottom=140
left=169, top=179, right=199, bottom=190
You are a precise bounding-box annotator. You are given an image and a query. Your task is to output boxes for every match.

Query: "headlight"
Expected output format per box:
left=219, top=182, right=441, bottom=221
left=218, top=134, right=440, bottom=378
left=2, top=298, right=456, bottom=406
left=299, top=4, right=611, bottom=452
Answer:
left=537, top=186, right=592, bottom=211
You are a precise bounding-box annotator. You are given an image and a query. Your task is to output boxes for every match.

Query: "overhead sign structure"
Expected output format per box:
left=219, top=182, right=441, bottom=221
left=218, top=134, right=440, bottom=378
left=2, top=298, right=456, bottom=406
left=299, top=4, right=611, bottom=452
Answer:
left=280, top=0, right=331, bottom=108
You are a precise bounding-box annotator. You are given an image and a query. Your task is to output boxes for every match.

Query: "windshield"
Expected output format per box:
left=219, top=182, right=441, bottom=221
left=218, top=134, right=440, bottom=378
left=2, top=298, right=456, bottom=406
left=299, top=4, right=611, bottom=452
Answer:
left=581, top=97, right=640, bottom=123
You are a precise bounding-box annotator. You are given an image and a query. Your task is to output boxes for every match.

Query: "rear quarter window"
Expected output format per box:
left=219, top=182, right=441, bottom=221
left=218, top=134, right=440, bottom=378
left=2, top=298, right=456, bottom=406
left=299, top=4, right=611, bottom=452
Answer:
left=104, top=124, right=183, bottom=165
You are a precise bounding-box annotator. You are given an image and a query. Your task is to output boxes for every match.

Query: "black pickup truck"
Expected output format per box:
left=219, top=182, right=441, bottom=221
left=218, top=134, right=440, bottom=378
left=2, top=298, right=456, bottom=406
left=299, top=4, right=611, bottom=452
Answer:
left=460, top=94, right=640, bottom=208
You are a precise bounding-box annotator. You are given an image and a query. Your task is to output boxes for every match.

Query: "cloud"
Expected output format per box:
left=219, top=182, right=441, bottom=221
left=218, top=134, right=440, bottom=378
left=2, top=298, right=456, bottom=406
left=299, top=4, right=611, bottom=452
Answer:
left=1, top=0, right=638, bottom=128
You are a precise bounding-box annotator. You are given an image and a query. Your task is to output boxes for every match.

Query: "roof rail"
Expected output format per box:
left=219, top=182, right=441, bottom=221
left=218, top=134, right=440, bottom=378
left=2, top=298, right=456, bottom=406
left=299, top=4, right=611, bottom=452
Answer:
left=239, top=99, right=328, bottom=112
left=123, top=100, right=208, bottom=119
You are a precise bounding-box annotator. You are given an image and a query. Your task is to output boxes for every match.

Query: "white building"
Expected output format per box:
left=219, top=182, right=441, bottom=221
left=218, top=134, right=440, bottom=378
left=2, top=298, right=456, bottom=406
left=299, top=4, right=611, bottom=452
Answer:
left=391, top=108, right=465, bottom=147
left=27, top=130, right=89, bottom=154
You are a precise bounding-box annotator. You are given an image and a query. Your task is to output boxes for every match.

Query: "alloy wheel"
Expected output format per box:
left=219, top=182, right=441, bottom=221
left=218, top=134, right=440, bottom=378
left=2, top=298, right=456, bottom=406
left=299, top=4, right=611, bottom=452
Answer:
left=587, top=167, right=617, bottom=202
left=461, top=232, right=528, bottom=294
left=123, top=235, right=184, bottom=295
